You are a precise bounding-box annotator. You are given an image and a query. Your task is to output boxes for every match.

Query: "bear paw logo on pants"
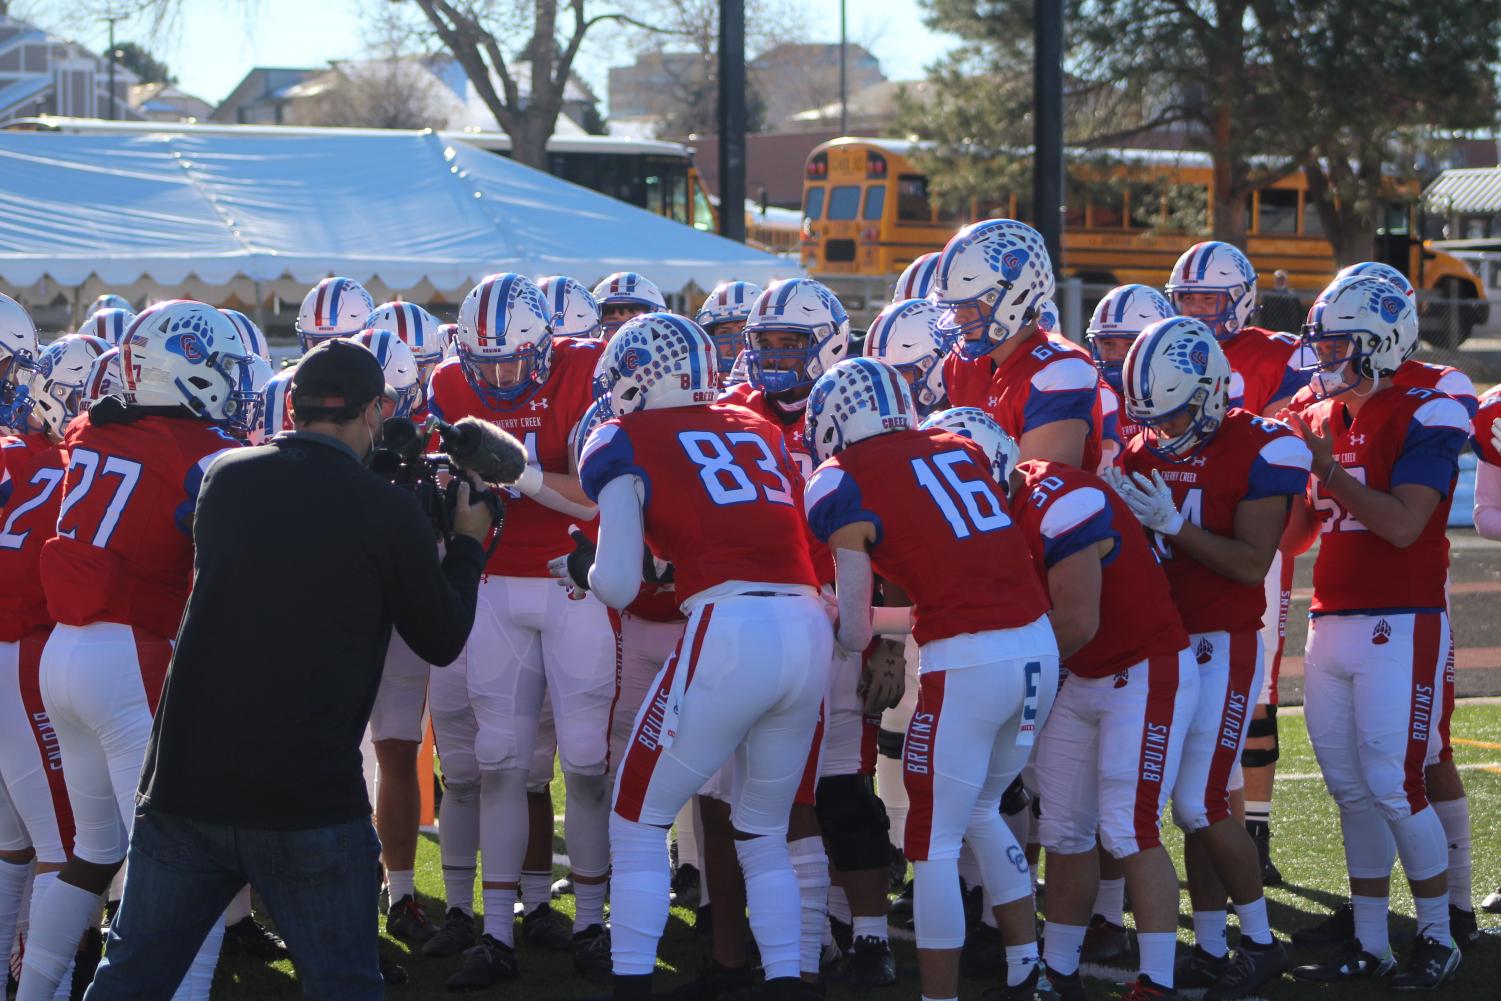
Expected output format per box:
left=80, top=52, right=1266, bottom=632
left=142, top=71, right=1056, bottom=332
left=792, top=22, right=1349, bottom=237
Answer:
left=1372, top=618, right=1392, bottom=645
left=1195, top=637, right=1214, bottom=665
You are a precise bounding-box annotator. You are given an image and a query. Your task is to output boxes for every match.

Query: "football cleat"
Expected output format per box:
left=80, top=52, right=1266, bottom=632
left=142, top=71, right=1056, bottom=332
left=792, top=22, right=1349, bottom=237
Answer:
left=1391, top=934, right=1460, bottom=990
left=1450, top=905, right=1480, bottom=952
left=1079, top=913, right=1135, bottom=965
left=1040, top=966, right=1085, bottom=1001
left=1291, top=943, right=1396, bottom=982
left=670, top=862, right=701, bottom=909
left=385, top=893, right=436, bottom=943
left=978, top=963, right=1040, bottom=1001
left=1174, top=944, right=1229, bottom=989
left=221, top=914, right=289, bottom=959
left=1119, top=974, right=1176, bottom=1001
left=664, top=959, right=755, bottom=1000
left=572, top=924, right=613, bottom=984
left=520, top=903, right=574, bottom=952
left=1289, top=902, right=1354, bottom=947
left=446, top=933, right=520, bottom=991
left=1204, top=939, right=1288, bottom=1001
left=961, top=921, right=1006, bottom=979
left=422, top=907, right=478, bottom=959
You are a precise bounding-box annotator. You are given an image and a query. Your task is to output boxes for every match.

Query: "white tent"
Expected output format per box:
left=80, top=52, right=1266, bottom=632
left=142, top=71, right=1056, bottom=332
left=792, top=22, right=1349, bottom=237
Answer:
left=0, top=127, right=796, bottom=308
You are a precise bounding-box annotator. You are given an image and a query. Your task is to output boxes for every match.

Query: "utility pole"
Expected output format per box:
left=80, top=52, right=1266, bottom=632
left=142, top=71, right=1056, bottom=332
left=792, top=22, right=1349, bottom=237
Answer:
left=839, top=0, right=848, bottom=134
left=104, top=15, right=119, bottom=121
left=1032, top=0, right=1063, bottom=267
left=717, top=0, right=746, bottom=242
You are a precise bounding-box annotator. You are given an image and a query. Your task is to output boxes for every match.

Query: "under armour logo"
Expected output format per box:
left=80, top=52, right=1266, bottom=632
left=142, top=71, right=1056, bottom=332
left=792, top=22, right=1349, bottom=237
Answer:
left=529, top=398, right=550, bottom=410
left=987, top=396, right=1000, bottom=409
left=1189, top=455, right=1208, bottom=466
left=1347, top=433, right=1366, bottom=445
left=1372, top=619, right=1391, bottom=645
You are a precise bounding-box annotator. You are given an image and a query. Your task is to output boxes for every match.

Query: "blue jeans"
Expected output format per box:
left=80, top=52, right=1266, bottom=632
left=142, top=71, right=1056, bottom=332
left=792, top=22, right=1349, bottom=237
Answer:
left=83, top=808, right=383, bottom=1001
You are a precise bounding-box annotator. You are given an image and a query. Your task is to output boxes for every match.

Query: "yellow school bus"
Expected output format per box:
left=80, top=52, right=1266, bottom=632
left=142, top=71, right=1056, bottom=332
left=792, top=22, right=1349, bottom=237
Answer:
left=800, top=137, right=1483, bottom=336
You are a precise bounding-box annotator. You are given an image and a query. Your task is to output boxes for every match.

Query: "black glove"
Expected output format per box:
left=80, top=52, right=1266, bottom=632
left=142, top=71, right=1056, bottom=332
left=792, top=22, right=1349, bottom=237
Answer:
left=642, top=551, right=676, bottom=586
left=563, top=528, right=596, bottom=592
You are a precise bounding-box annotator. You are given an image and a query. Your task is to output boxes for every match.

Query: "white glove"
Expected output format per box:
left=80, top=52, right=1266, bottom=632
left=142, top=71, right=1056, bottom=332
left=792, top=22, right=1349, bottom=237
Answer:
left=1492, top=418, right=1501, bottom=459
left=1105, top=467, right=1184, bottom=536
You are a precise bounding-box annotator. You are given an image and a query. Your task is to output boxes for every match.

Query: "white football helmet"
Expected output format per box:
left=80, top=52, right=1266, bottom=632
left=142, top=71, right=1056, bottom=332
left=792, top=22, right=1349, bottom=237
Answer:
left=932, top=219, right=1055, bottom=359
left=366, top=300, right=444, bottom=399
left=350, top=328, right=420, bottom=418
left=697, top=280, right=764, bottom=377
left=1165, top=241, right=1258, bottom=340
left=122, top=300, right=258, bottom=422
left=27, top=334, right=109, bottom=437
left=1121, top=316, right=1232, bottom=458
left=236, top=355, right=275, bottom=443
left=436, top=323, right=459, bottom=359
left=743, top=277, right=852, bottom=396
left=863, top=298, right=951, bottom=417
left=86, top=293, right=133, bottom=319
left=296, top=277, right=376, bottom=351
left=455, top=273, right=554, bottom=405
left=920, top=407, right=1020, bottom=492
left=592, top=312, right=719, bottom=416
left=892, top=252, right=940, bottom=302
left=81, top=307, right=137, bottom=347
left=1325, top=263, right=1418, bottom=362
left=592, top=272, right=667, bottom=338
left=1301, top=276, right=1415, bottom=400
left=538, top=276, right=603, bottom=339
left=572, top=396, right=615, bottom=469
left=804, top=357, right=918, bottom=464
left=85, top=347, right=122, bottom=404
left=1086, top=284, right=1176, bottom=394
left=725, top=348, right=749, bottom=387
left=220, top=309, right=271, bottom=362
left=0, top=293, right=41, bottom=431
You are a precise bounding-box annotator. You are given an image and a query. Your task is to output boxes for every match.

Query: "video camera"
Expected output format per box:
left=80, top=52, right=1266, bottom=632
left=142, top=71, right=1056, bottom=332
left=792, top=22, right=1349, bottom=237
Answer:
left=371, top=416, right=527, bottom=549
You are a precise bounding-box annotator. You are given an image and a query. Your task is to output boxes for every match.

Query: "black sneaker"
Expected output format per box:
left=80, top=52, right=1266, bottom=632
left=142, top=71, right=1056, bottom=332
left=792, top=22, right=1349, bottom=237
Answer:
left=1079, top=913, right=1134, bottom=965
left=573, top=923, right=613, bottom=984
left=1204, top=939, right=1288, bottom=1001
left=1391, top=934, right=1460, bottom=990
left=1247, top=820, right=1282, bottom=887
left=828, top=914, right=853, bottom=956
left=846, top=935, right=896, bottom=991
left=520, top=903, right=574, bottom=952
left=386, top=894, right=437, bottom=944
left=979, top=963, right=1040, bottom=1001
left=380, top=951, right=408, bottom=985
left=221, top=914, right=289, bottom=959
left=960, top=922, right=1005, bottom=979
left=1040, top=967, right=1084, bottom=1001
left=446, top=934, right=520, bottom=991
left=671, top=863, right=702, bottom=909
left=664, top=959, right=756, bottom=1000
left=1119, top=974, right=1176, bottom=1000
left=1290, top=902, right=1355, bottom=947
left=1174, top=944, right=1229, bottom=990
left=69, top=927, right=103, bottom=1001
left=1450, top=906, right=1480, bottom=952
left=423, top=907, right=478, bottom=958
left=1291, top=943, right=1396, bottom=982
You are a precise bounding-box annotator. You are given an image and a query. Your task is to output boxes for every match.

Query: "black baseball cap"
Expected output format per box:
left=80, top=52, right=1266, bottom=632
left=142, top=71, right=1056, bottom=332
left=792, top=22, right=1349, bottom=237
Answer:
left=290, top=339, right=395, bottom=414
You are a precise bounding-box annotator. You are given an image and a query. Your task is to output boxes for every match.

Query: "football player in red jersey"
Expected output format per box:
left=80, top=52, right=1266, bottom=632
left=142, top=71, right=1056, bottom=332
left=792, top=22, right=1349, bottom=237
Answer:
left=571, top=313, right=832, bottom=1001
left=592, top=272, right=667, bottom=340
left=1471, top=388, right=1501, bottom=916
left=365, top=301, right=447, bottom=421
left=935, top=219, right=1104, bottom=470
left=1164, top=240, right=1314, bottom=886
left=0, top=333, right=106, bottom=984
left=803, top=360, right=1057, bottom=1001
left=697, top=281, right=763, bottom=382
left=424, top=273, right=614, bottom=988
left=1009, top=452, right=1195, bottom=1001
left=1279, top=278, right=1469, bottom=988
left=17, top=301, right=254, bottom=1001
left=1085, top=284, right=1176, bottom=453
left=1108, top=318, right=1310, bottom=999
left=0, top=292, right=40, bottom=437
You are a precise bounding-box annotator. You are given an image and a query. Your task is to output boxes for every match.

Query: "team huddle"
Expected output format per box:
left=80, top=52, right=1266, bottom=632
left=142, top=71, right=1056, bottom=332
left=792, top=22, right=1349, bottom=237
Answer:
left=0, top=214, right=1496, bottom=1001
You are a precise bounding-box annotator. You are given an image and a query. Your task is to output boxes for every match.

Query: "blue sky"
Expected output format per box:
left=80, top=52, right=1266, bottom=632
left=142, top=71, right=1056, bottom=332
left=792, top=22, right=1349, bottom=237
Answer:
left=54, top=0, right=957, bottom=108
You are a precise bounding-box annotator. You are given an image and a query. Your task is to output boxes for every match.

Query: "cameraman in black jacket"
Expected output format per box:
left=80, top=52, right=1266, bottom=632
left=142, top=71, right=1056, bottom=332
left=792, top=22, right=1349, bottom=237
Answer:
left=84, top=339, right=494, bottom=1001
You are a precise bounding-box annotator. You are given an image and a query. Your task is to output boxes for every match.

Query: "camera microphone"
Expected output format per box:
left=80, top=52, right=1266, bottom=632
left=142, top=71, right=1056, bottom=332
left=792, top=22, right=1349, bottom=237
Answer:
left=433, top=417, right=528, bottom=486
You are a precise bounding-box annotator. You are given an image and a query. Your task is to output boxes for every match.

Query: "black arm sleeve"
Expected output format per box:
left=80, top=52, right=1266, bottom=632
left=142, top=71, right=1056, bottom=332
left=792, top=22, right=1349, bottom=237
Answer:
left=384, top=495, right=486, bottom=667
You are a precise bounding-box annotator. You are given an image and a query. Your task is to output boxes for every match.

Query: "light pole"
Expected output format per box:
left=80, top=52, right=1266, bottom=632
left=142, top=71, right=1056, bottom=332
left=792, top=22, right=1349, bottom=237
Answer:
left=838, top=0, right=847, bottom=134
left=104, top=14, right=120, bottom=120
left=717, top=0, right=746, bottom=242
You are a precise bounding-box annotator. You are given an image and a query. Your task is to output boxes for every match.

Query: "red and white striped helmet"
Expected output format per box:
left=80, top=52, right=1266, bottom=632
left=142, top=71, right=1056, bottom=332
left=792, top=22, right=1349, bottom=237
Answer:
left=296, top=277, right=376, bottom=351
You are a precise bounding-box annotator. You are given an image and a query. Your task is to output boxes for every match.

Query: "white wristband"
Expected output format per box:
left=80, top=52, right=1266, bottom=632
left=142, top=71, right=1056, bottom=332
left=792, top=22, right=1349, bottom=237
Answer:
left=515, top=464, right=543, bottom=497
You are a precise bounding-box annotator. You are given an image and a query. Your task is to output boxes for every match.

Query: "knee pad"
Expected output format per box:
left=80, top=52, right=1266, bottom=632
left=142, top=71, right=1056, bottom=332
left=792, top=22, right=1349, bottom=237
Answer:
left=1388, top=806, right=1447, bottom=882
left=1241, top=709, right=1279, bottom=768
left=441, top=777, right=480, bottom=804
left=1000, top=775, right=1032, bottom=817
left=876, top=728, right=904, bottom=761
left=1339, top=806, right=1397, bottom=879
left=814, top=774, right=891, bottom=872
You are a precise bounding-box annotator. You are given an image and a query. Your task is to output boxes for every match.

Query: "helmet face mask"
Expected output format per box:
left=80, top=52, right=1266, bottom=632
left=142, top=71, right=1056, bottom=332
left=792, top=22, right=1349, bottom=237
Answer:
left=456, top=274, right=554, bottom=406
left=706, top=319, right=747, bottom=373
left=28, top=335, right=108, bottom=437
left=933, top=219, right=1054, bottom=360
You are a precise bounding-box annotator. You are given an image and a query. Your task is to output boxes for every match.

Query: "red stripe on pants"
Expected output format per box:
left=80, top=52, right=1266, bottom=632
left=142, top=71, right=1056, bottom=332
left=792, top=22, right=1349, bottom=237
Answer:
left=902, top=671, right=947, bottom=862
left=1204, top=632, right=1258, bottom=825
left=603, top=608, right=625, bottom=773
left=613, top=605, right=713, bottom=823
left=1403, top=613, right=1443, bottom=814
left=133, top=628, right=172, bottom=714
left=18, top=627, right=74, bottom=858
left=1131, top=653, right=1181, bottom=852
left=858, top=713, right=879, bottom=776
left=1265, top=552, right=1295, bottom=706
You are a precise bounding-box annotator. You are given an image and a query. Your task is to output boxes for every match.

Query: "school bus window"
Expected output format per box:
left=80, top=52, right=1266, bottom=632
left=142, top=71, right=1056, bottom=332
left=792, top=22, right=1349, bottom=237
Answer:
left=935, top=195, right=964, bottom=222
left=1127, top=184, right=1159, bottom=229
left=898, top=175, right=932, bottom=221
left=828, top=184, right=861, bottom=220
left=804, top=186, right=825, bottom=220
left=1301, top=196, right=1324, bottom=238
left=1094, top=195, right=1124, bottom=230
left=862, top=185, right=886, bottom=221
left=1064, top=178, right=1087, bottom=227
left=1258, top=189, right=1298, bottom=234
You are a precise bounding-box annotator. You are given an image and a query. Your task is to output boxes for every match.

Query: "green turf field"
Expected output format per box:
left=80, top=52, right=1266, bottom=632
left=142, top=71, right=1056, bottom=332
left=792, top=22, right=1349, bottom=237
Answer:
left=213, top=700, right=1501, bottom=999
